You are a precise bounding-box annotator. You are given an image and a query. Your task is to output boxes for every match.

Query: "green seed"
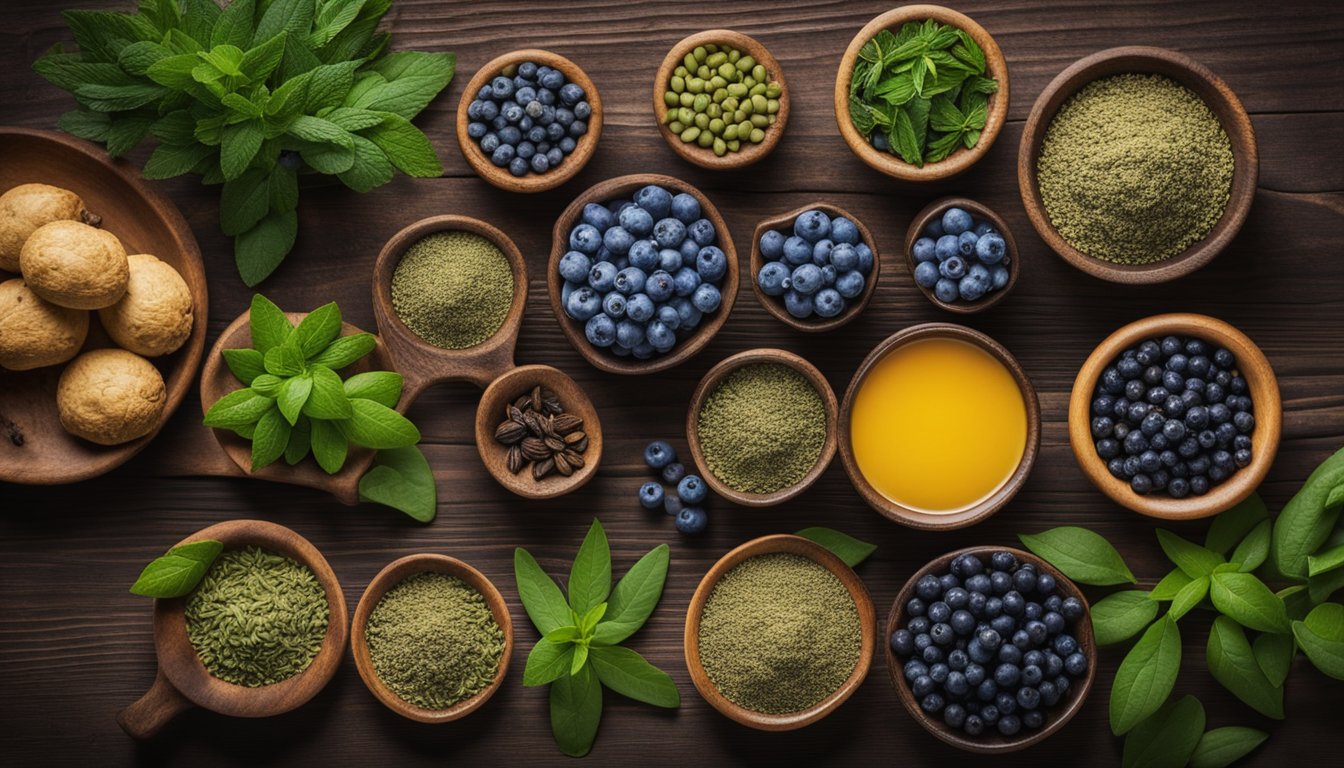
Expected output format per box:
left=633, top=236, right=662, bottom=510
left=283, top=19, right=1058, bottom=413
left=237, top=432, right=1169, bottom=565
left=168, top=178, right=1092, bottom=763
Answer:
left=668, top=120, right=685, bottom=134
left=710, top=76, right=727, bottom=90
left=766, top=82, right=782, bottom=99
left=675, top=65, right=688, bottom=78
left=717, top=62, right=735, bottom=79
left=738, top=119, right=752, bottom=135
left=683, top=53, right=697, bottom=71
left=752, top=64, right=766, bottom=82
left=502, top=63, right=518, bottom=77
left=693, top=93, right=710, bottom=112
left=713, top=137, right=726, bottom=156
left=712, top=87, right=727, bottom=102
left=724, top=123, right=739, bottom=141
left=749, top=128, right=766, bottom=143
left=708, top=117, right=725, bottom=135
left=693, top=46, right=707, bottom=63
left=679, top=92, right=695, bottom=107
left=766, top=98, right=779, bottom=115
left=663, top=91, right=679, bottom=107
left=749, top=82, right=766, bottom=97
left=693, top=112, right=709, bottom=129
left=705, top=43, right=719, bottom=53
left=687, top=78, right=704, bottom=94
left=751, top=114, right=769, bottom=128
left=671, top=76, right=685, bottom=93
left=768, top=114, right=777, bottom=125
left=678, top=107, right=694, bottom=125
left=698, top=65, right=711, bottom=79
left=728, top=49, right=740, bottom=63
left=738, top=55, right=755, bottom=72
left=751, top=94, right=768, bottom=113
left=680, top=126, right=701, bottom=143
left=740, top=98, right=754, bottom=116
left=707, top=52, right=727, bottom=67
left=706, top=102, right=722, bottom=119
left=727, top=139, right=740, bottom=151
left=727, top=83, right=748, bottom=98
left=697, top=130, right=713, bottom=148
left=723, top=96, right=739, bottom=112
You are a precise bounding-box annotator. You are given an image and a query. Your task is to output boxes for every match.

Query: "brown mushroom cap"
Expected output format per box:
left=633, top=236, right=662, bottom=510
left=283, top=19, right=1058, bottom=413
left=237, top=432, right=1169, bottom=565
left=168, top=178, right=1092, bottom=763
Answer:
left=0, top=183, right=90, bottom=272
left=0, top=277, right=88, bottom=370
left=56, top=348, right=165, bottom=445
left=20, top=220, right=128, bottom=309
left=98, top=253, right=193, bottom=357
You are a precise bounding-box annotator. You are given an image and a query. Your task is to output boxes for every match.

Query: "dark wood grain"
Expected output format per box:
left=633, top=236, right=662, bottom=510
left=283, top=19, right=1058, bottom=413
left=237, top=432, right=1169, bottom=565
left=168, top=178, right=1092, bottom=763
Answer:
left=1, top=1, right=1342, bottom=766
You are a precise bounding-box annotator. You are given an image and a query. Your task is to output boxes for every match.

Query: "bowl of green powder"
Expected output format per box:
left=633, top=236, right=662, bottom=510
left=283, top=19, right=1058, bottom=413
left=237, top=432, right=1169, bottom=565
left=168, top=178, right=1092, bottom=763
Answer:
left=687, top=349, right=838, bottom=507
left=1018, top=46, right=1258, bottom=284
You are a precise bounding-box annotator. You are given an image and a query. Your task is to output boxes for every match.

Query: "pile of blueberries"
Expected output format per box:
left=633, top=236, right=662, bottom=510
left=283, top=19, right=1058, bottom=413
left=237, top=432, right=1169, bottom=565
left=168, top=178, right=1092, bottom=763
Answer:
left=558, top=184, right=727, bottom=360
left=891, top=551, right=1089, bottom=739
left=755, top=209, right=874, bottom=320
left=910, top=206, right=1011, bottom=304
left=1091, top=335, right=1255, bottom=498
left=465, top=61, right=592, bottom=177
left=639, top=441, right=708, bottom=535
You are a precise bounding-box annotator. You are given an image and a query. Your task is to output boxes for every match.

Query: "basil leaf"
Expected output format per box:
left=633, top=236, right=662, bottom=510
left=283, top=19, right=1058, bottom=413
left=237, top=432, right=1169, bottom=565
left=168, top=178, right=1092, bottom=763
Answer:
left=591, top=544, right=669, bottom=646
left=545, top=625, right=580, bottom=644
left=203, top=388, right=273, bottom=428
left=358, top=446, right=435, bottom=522
left=250, top=406, right=290, bottom=470
left=340, top=398, right=419, bottom=449
left=276, top=373, right=312, bottom=426
left=589, top=646, right=680, bottom=708
left=1110, top=616, right=1181, bottom=735
left=1207, top=616, right=1285, bottom=718
left=514, top=548, right=572, bottom=635
left=1091, top=590, right=1160, bottom=646
left=1121, top=695, right=1204, bottom=768
left=309, top=418, right=347, bottom=473
left=1149, top=568, right=1194, bottom=601
left=312, top=333, right=377, bottom=370
left=1205, top=492, right=1269, bottom=555
left=220, top=168, right=270, bottom=236
left=1188, top=726, right=1268, bottom=768
left=248, top=293, right=292, bottom=354
left=1292, top=603, right=1344, bottom=680
left=341, top=370, right=403, bottom=408
left=1170, top=576, right=1209, bottom=621
left=130, top=539, right=223, bottom=598
left=568, top=519, right=612, bottom=615
left=1252, top=631, right=1294, bottom=688
left=1210, top=572, right=1290, bottom=634
left=550, top=662, right=602, bottom=758
left=795, top=527, right=876, bottom=567
left=284, top=415, right=311, bottom=465
left=1309, top=567, right=1344, bottom=603
left=1156, top=529, right=1224, bottom=577
left=578, top=602, right=607, bottom=637
left=523, top=637, right=575, bottom=687
left=1020, top=527, right=1136, bottom=586
left=1308, top=544, right=1344, bottom=577
left=235, top=208, right=298, bottom=287
left=1280, top=584, right=1313, bottom=621
left=1230, top=519, right=1271, bottom=573
left=222, top=348, right=265, bottom=384
left=570, top=643, right=589, bottom=675
left=293, top=302, right=343, bottom=359
left=303, top=365, right=353, bottom=420
left=1273, top=446, right=1344, bottom=578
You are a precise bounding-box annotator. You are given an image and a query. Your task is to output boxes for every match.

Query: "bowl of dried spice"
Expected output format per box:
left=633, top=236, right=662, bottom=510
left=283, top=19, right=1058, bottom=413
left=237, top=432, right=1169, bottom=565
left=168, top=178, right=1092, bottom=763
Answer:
left=1018, top=46, right=1258, bottom=283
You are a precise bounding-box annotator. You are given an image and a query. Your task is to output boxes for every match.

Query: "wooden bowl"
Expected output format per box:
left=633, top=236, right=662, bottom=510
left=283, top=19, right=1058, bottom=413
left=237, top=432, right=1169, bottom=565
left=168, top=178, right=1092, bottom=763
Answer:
left=117, top=519, right=348, bottom=738
left=903, top=197, right=1019, bottom=314
left=351, top=554, right=513, bottom=723
left=886, top=546, right=1096, bottom=752
left=684, top=534, right=875, bottom=731
left=653, top=30, right=790, bottom=170
left=1017, top=46, right=1258, bottom=284
left=686, top=349, right=837, bottom=507
left=834, top=6, right=1009, bottom=182
left=839, top=323, right=1040, bottom=529
left=1068, top=313, right=1280, bottom=520
left=456, top=49, right=602, bottom=193
left=749, top=203, right=880, bottom=332
left=473, top=364, right=603, bottom=499
left=548, top=174, right=738, bottom=375
left=0, top=127, right=207, bottom=485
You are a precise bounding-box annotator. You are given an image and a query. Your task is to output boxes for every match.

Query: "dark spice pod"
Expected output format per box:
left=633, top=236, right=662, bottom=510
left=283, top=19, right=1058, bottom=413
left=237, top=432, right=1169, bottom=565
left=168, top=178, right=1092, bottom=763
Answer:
left=495, top=420, right=527, bottom=445
left=553, top=451, right=573, bottom=476
left=521, top=437, right=551, bottom=462
left=531, top=385, right=543, bottom=413
left=551, top=414, right=584, bottom=434
left=522, top=411, right=545, bottom=437
left=532, top=457, right=555, bottom=480
left=507, top=404, right=525, bottom=424
left=563, top=431, right=586, bottom=445
left=562, top=449, right=585, bottom=469
left=544, top=436, right=566, bottom=453
left=507, top=444, right=525, bottom=474
left=571, top=435, right=588, bottom=453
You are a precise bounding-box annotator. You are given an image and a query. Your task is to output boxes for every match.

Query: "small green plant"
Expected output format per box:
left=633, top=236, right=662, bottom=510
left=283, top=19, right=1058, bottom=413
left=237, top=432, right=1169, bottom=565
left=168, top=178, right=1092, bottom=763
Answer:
left=130, top=539, right=223, bottom=597
left=795, top=526, right=876, bottom=567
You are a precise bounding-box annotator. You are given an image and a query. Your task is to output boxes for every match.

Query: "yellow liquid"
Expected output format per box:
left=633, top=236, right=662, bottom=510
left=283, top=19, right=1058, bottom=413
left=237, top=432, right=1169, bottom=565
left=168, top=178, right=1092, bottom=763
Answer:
left=850, top=337, right=1027, bottom=513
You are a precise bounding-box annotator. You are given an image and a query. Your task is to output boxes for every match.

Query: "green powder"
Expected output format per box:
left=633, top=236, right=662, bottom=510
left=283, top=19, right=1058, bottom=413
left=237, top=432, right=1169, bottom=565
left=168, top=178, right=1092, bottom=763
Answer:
left=390, top=231, right=513, bottom=349
left=366, top=572, right=505, bottom=710
left=1037, top=73, right=1234, bottom=264
left=698, top=553, right=861, bottom=714
left=185, top=546, right=329, bottom=687
left=697, top=362, right=827, bottom=494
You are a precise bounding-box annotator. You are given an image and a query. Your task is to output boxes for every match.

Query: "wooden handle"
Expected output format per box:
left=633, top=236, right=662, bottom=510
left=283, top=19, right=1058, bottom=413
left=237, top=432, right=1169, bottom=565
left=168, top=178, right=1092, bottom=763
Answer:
left=117, top=670, right=193, bottom=739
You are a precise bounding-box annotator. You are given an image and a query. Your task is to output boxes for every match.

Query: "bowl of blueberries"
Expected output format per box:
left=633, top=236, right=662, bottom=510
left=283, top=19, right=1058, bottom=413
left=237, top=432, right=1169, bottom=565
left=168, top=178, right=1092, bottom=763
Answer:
left=457, top=50, right=601, bottom=192
left=1069, top=313, right=1281, bottom=520
left=887, top=547, right=1096, bottom=752
left=904, top=197, right=1017, bottom=313
left=751, top=204, right=879, bottom=331
left=549, top=174, right=738, bottom=374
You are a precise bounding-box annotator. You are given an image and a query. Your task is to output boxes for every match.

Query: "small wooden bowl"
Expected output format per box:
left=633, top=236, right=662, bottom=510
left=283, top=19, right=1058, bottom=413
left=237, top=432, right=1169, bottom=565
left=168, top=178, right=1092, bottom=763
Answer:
left=456, top=49, right=602, bottom=193
left=749, top=203, right=880, bottom=332
left=548, top=173, right=739, bottom=375
left=886, top=546, right=1096, bottom=752
left=834, top=5, right=1009, bottom=182
left=839, top=323, right=1040, bottom=529
left=653, top=30, right=790, bottom=170
left=903, top=197, right=1019, bottom=314
left=684, top=534, right=876, bottom=731
left=686, top=349, right=837, bottom=507
left=1068, top=313, right=1281, bottom=520
left=474, top=364, right=603, bottom=499
left=117, top=519, right=348, bottom=739
left=351, top=554, right=513, bottom=723
left=1018, top=46, right=1258, bottom=284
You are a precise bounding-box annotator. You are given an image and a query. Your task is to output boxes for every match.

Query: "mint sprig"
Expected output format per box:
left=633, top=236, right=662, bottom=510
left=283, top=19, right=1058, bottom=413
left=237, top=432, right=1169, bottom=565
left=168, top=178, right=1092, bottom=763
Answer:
left=130, top=539, right=223, bottom=598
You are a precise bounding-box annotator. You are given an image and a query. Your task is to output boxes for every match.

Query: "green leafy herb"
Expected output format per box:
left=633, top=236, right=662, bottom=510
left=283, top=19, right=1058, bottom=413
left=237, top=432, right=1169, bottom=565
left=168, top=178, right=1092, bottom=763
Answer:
left=794, top=527, right=876, bottom=567
left=1207, top=616, right=1285, bottom=718
left=1149, top=568, right=1194, bottom=601
left=1251, top=632, right=1294, bottom=688
left=1230, top=519, right=1271, bottom=573
left=1121, top=694, right=1205, bottom=768
left=1188, top=726, right=1269, bottom=768
left=1291, top=602, right=1344, bottom=679
left=1169, top=576, right=1209, bottom=620
left=129, top=539, right=223, bottom=598
left=1156, top=529, right=1225, bottom=578
left=1091, top=590, right=1160, bottom=646
left=1110, top=616, right=1181, bottom=735
left=1019, top=526, right=1136, bottom=585
left=358, top=445, right=435, bottom=522
left=1209, top=572, right=1290, bottom=634
left=1206, top=493, right=1269, bottom=555
left=1272, top=446, right=1344, bottom=578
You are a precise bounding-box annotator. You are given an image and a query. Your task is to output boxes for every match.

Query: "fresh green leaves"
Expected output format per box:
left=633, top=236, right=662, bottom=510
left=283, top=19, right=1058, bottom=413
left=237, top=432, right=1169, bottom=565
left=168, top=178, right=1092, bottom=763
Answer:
left=1210, top=572, right=1290, bottom=634
left=588, top=645, right=679, bottom=708
left=129, top=539, right=223, bottom=598
left=358, top=445, right=435, bottom=523
left=1207, top=616, right=1284, bottom=718
left=1019, top=527, right=1136, bottom=585
left=568, top=520, right=612, bottom=616
left=1157, top=529, right=1225, bottom=578
left=1273, top=446, right=1344, bottom=578
left=1111, top=616, right=1181, bottom=735
left=1092, top=590, right=1161, bottom=646
left=1188, top=726, right=1268, bottom=768
left=1292, top=602, right=1344, bottom=679
left=795, top=527, right=876, bottom=567
left=1206, top=493, right=1269, bottom=555
left=1121, top=695, right=1205, bottom=768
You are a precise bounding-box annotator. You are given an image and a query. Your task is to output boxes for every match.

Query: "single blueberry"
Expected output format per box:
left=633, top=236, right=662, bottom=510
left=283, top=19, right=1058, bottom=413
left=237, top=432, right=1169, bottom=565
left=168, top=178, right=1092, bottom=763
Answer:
left=585, top=314, right=616, bottom=347
left=912, top=237, right=938, bottom=263
left=625, top=293, right=655, bottom=323
left=814, top=288, right=845, bottom=318
left=794, top=210, right=832, bottom=243
left=677, top=475, right=707, bottom=504
left=692, top=283, right=722, bottom=313
left=782, top=236, right=813, bottom=265
left=975, top=233, right=1007, bottom=264
left=940, top=255, right=968, bottom=280
left=645, top=271, right=674, bottom=303
left=791, top=264, right=824, bottom=295
left=942, top=207, right=973, bottom=235
left=675, top=506, right=708, bottom=535
left=564, top=286, right=601, bottom=321
left=811, top=239, right=834, bottom=266
left=672, top=266, right=701, bottom=297
left=613, top=267, right=646, bottom=295
left=618, top=206, right=655, bottom=237
left=836, top=269, right=866, bottom=299
left=615, top=319, right=644, bottom=348
left=661, top=462, right=686, bottom=485
left=638, top=481, right=664, bottom=509
left=696, top=246, right=728, bottom=281
left=934, top=278, right=959, bottom=304
left=757, top=261, right=791, bottom=297
left=934, top=234, right=961, bottom=261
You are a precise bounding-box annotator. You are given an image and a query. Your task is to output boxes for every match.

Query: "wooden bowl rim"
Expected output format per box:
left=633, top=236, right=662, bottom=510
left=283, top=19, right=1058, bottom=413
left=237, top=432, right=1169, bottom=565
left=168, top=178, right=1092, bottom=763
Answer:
left=685, top=348, right=838, bottom=507
left=902, top=196, right=1020, bottom=314
left=1067, top=312, right=1281, bottom=520
left=838, top=323, right=1040, bottom=529
left=456, top=49, right=603, bottom=193
left=652, top=29, right=790, bottom=170
left=547, top=173, right=739, bottom=375
left=350, top=553, right=514, bottom=723
left=684, top=534, right=876, bottom=731
left=885, top=545, right=1097, bottom=753
left=1016, top=46, right=1259, bottom=284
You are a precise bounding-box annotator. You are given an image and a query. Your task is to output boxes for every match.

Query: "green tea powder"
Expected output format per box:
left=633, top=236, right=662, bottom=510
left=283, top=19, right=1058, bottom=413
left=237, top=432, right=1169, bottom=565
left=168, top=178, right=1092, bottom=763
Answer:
left=698, top=553, right=861, bottom=714
left=185, top=546, right=329, bottom=687
left=1036, top=73, right=1234, bottom=264
left=697, top=363, right=827, bottom=494
left=366, top=572, right=505, bottom=710
left=391, top=231, right=513, bottom=349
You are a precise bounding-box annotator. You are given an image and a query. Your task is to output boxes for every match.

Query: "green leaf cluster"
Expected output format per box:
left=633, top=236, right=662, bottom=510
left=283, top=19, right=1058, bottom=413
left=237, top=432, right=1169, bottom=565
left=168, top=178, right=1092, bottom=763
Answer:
left=794, top=526, right=876, bottom=567
left=130, top=539, right=223, bottom=598
left=514, top=520, right=679, bottom=757
left=34, top=0, right=455, bottom=285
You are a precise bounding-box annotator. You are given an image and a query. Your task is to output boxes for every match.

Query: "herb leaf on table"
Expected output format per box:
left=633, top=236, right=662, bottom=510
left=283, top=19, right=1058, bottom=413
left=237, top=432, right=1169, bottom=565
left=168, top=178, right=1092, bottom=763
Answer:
left=1207, top=616, right=1285, bottom=718
left=1018, top=526, right=1136, bottom=585
left=794, top=527, right=876, bottom=567
left=1121, top=694, right=1205, bottom=768
left=1188, top=726, right=1269, bottom=768
left=130, top=539, right=223, bottom=598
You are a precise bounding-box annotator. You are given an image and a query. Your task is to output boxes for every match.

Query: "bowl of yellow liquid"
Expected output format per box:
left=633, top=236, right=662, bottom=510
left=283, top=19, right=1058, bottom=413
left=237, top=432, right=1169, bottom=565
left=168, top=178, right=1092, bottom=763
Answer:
left=839, top=324, right=1040, bottom=529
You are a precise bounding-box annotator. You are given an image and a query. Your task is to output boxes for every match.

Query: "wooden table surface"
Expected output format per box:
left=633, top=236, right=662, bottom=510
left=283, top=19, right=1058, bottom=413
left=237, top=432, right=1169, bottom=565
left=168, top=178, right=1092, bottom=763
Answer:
left=2, top=1, right=1341, bottom=765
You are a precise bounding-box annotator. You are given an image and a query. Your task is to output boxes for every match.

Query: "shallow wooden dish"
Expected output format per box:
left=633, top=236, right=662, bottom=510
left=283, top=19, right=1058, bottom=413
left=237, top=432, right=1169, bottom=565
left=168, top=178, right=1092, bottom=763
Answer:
left=473, top=364, right=603, bottom=499
left=834, top=5, right=1009, bottom=182
left=839, top=323, right=1040, bottom=529
left=903, top=197, right=1019, bottom=313
left=1017, top=46, right=1258, bottom=284
left=548, top=173, right=738, bottom=375
left=456, top=49, right=602, bottom=193
left=749, top=203, right=880, bottom=332
left=117, top=519, right=348, bottom=739
left=0, top=127, right=208, bottom=485
left=351, top=554, right=513, bottom=723
left=1068, top=313, right=1280, bottom=520
left=886, top=546, right=1096, bottom=753
left=684, top=534, right=875, bottom=731
left=653, top=30, right=790, bottom=170
left=686, top=349, right=837, bottom=507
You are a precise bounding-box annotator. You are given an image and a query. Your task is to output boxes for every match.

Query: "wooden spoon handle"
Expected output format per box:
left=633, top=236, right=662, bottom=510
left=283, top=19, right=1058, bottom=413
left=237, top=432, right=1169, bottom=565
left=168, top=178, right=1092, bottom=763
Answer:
left=117, top=669, right=193, bottom=739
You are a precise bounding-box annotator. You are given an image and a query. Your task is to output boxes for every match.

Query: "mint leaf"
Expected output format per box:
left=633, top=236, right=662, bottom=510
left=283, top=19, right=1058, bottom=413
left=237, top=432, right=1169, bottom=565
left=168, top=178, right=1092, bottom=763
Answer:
left=1091, top=590, right=1160, bottom=646
left=362, top=112, right=442, bottom=177
left=250, top=406, right=290, bottom=470
left=292, top=302, right=343, bottom=359
left=1149, top=567, right=1194, bottom=601
left=1208, top=616, right=1285, bottom=717
left=309, top=418, right=347, bottom=473
left=276, top=373, right=311, bottom=426
left=240, top=32, right=287, bottom=82
left=308, top=0, right=366, bottom=48
left=337, top=134, right=395, bottom=192
left=1157, top=529, right=1225, bottom=578
left=220, top=168, right=270, bottom=236
left=56, top=108, right=112, bottom=142
left=303, top=364, right=352, bottom=420
left=252, top=0, right=314, bottom=47
left=211, top=0, right=255, bottom=49
left=284, top=415, right=311, bottom=465
left=130, top=539, right=224, bottom=598
left=248, top=293, right=292, bottom=354
left=264, top=342, right=305, bottom=377
left=340, top=370, right=403, bottom=408
left=287, top=114, right=355, bottom=148
left=1169, top=576, right=1209, bottom=621
left=203, top=388, right=273, bottom=428
left=1291, top=603, right=1344, bottom=680
left=1252, top=631, right=1294, bottom=687
left=591, top=544, right=669, bottom=646
left=304, top=60, right=362, bottom=112
left=550, top=663, right=602, bottom=758
left=515, top=548, right=573, bottom=635
left=1309, top=544, right=1344, bottom=577
left=251, top=374, right=282, bottom=398
left=568, top=519, right=612, bottom=615
left=588, top=646, right=680, bottom=708
left=220, top=119, right=264, bottom=180
left=222, top=347, right=265, bottom=384
left=1273, top=446, right=1344, bottom=578
left=143, top=142, right=215, bottom=179
left=795, top=527, right=877, bottom=567
left=358, top=445, right=435, bottom=522
left=1230, top=519, right=1271, bottom=572
left=887, top=106, right=922, bottom=166
left=358, top=51, right=456, bottom=118
left=340, top=398, right=419, bottom=449
left=73, top=82, right=168, bottom=112
left=269, top=165, right=299, bottom=213
left=1110, top=616, right=1181, bottom=735
left=524, top=637, right=576, bottom=686
left=1019, top=526, right=1136, bottom=585
left=1189, top=727, right=1269, bottom=768
left=1121, top=695, right=1204, bottom=768
left=928, top=94, right=964, bottom=133
left=1210, top=572, right=1290, bottom=633
left=236, top=208, right=298, bottom=286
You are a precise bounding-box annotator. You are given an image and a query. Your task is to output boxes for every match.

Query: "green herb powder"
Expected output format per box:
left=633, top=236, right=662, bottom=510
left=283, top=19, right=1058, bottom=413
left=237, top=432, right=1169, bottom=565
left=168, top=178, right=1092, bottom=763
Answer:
left=185, top=546, right=329, bottom=687
left=697, top=362, right=827, bottom=494
left=366, top=572, right=505, bottom=710
left=391, top=231, right=513, bottom=349
left=1036, top=73, right=1234, bottom=264
left=698, top=553, right=861, bottom=714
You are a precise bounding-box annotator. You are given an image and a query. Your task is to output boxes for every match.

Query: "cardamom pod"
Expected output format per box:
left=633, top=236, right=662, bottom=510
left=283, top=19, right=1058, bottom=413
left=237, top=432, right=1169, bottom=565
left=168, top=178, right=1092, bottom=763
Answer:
left=571, top=435, right=588, bottom=453
left=507, top=405, right=525, bottom=424
left=532, top=457, right=555, bottom=480
left=544, top=436, right=566, bottom=452
left=521, top=437, right=551, bottom=462
left=553, top=451, right=573, bottom=476
left=542, top=397, right=563, bottom=415
left=563, top=430, right=586, bottom=445
left=507, top=444, right=525, bottom=474
left=562, top=449, right=585, bottom=469
left=551, top=414, right=584, bottom=434
left=531, top=385, right=542, bottom=413
left=522, top=411, right=546, bottom=437
left=494, top=420, right=527, bottom=445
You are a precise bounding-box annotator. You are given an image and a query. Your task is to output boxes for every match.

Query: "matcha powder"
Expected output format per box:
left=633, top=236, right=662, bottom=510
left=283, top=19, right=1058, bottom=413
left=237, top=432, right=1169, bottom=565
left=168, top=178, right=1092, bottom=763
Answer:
left=1036, top=73, right=1234, bottom=264
left=391, top=231, right=514, bottom=349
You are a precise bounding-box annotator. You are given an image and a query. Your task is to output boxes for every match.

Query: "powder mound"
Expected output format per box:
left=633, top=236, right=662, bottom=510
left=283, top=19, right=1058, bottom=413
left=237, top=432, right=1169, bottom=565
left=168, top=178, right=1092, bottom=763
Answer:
left=390, top=231, right=513, bottom=349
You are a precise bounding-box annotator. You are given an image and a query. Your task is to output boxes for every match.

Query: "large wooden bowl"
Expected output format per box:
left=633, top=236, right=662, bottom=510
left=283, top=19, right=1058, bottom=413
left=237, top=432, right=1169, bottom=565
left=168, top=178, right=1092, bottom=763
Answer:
left=903, top=197, right=1019, bottom=314
left=0, top=127, right=207, bottom=485
left=1017, top=47, right=1258, bottom=283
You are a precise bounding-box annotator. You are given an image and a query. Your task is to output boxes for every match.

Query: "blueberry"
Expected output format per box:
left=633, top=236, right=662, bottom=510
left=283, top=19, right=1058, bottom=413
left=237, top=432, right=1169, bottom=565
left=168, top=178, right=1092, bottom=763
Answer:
left=989, top=571, right=1012, bottom=595
left=557, top=82, right=585, bottom=106
left=912, top=237, right=938, bottom=263
left=855, top=243, right=874, bottom=273
left=1064, top=652, right=1088, bottom=677
left=645, top=321, right=674, bottom=352
left=661, top=461, right=686, bottom=485
left=928, top=659, right=949, bottom=680
left=569, top=224, right=603, bottom=255
left=696, top=246, right=728, bottom=282
left=613, top=267, right=646, bottom=295
left=691, top=283, right=721, bottom=313
left=757, top=261, right=791, bottom=296
left=780, top=235, right=812, bottom=266
left=649, top=218, right=687, bottom=250
left=928, top=601, right=952, bottom=623
left=934, top=278, right=959, bottom=304
left=956, top=230, right=979, bottom=257
left=625, top=293, right=655, bottom=323
left=790, top=264, right=824, bottom=295
left=669, top=192, right=700, bottom=224
left=675, top=505, right=707, bottom=535
left=490, top=76, right=514, bottom=99
left=688, top=218, right=716, bottom=247
left=672, top=266, right=701, bottom=297
left=827, top=241, right=859, bottom=271
left=990, top=265, right=1010, bottom=291
left=502, top=102, right=524, bottom=123
left=939, top=254, right=968, bottom=280
left=976, top=234, right=1007, bottom=267
left=958, top=272, right=988, bottom=302
left=951, top=610, right=976, bottom=636
left=997, top=715, right=1022, bottom=736
left=580, top=203, right=614, bottom=231
left=658, top=248, right=683, bottom=273
left=891, top=629, right=915, bottom=656
left=479, top=132, right=501, bottom=154
left=813, top=288, right=845, bottom=318
left=601, top=292, right=627, bottom=320
left=618, top=206, right=655, bottom=237
left=645, top=271, right=674, bottom=303
left=615, top=319, right=644, bottom=348
left=931, top=623, right=955, bottom=645
left=1234, top=411, right=1255, bottom=433
left=916, top=575, right=942, bottom=601
left=676, top=474, right=707, bottom=504
left=564, top=286, right=601, bottom=321
left=637, top=481, right=665, bottom=510
left=628, top=240, right=659, bottom=272
left=1053, top=634, right=1079, bottom=656
left=811, top=239, right=834, bottom=265
left=793, top=210, right=831, bottom=243
left=559, top=137, right=577, bottom=154
left=757, top=230, right=787, bottom=261
left=835, top=270, right=865, bottom=299
left=942, top=207, right=973, bottom=235
left=934, top=234, right=961, bottom=261
left=963, top=714, right=985, bottom=736
left=539, top=69, right=564, bottom=90
left=568, top=119, right=588, bottom=137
